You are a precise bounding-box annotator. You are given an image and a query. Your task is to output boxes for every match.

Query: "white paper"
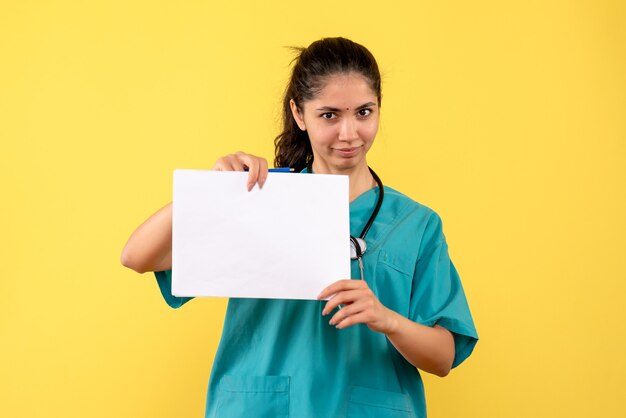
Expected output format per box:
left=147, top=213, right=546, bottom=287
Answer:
left=172, top=170, right=350, bottom=299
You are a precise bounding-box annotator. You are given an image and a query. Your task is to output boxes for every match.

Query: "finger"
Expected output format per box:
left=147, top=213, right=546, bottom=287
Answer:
left=322, top=289, right=363, bottom=315
left=322, top=289, right=370, bottom=315
left=212, top=157, right=235, bottom=171
left=328, top=299, right=371, bottom=325
left=245, top=155, right=266, bottom=191
left=258, top=158, right=269, bottom=189
left=230, top=153, right=249, bottom=172
left=213, top=155, right=244, bottom=172
left=335, top=311, right=373, bottom=329
left=239, top=155, right=260, bottom=191
left=318, top=279, right=365, bottom=300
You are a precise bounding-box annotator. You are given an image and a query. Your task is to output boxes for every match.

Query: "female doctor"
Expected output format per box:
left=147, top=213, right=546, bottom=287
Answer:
left=121, top=37, right=477, bottom=418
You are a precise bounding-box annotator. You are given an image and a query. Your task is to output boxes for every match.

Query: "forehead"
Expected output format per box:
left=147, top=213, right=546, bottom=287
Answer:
left=307, top=73, right=377, bottom=107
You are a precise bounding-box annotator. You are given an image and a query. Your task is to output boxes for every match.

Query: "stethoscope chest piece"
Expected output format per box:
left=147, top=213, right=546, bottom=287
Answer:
left=350, top=237, right=367, bottom=260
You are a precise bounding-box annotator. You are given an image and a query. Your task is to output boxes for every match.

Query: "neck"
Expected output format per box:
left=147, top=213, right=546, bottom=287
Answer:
left=311, top=161, right=376, bottom=202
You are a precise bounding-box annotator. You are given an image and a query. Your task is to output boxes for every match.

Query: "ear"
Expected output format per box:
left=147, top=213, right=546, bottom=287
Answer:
left=289, top=99, right=306, bottom=131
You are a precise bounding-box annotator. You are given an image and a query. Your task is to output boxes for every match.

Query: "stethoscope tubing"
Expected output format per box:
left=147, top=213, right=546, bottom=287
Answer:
left=359, top=167, right=384, bottom=241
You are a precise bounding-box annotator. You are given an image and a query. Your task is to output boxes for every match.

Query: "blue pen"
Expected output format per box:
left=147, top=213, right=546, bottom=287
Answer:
left=268, top=167, right=294, bottom=173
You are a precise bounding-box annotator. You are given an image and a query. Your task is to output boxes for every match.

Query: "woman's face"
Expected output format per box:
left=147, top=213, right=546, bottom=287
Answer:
left=290, top=72, right=379, bottom=174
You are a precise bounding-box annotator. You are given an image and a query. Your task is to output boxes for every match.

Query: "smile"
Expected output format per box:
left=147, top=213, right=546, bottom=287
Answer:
left=334, top=146, right=362, bottom=157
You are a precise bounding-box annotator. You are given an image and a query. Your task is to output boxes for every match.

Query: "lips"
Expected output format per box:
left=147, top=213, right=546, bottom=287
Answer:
left=334, top=147, right=361, bottom=157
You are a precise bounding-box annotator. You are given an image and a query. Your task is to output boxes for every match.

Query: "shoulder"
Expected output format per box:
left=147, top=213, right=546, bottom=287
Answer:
left=382, top=186, right=442, bottom=227
left=380, top=186, right=446, bottom=252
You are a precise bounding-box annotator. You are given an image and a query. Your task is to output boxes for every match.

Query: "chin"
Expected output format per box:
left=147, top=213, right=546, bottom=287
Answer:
left=332, top=158, right=366, bottom=172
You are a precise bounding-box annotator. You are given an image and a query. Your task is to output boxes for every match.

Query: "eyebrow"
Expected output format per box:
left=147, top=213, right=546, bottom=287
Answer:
left=315, top=102, right=377, bottom=112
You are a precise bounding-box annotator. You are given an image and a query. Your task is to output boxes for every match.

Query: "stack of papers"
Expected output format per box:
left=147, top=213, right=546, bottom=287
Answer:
left=172, top=170, right=350, bottom=300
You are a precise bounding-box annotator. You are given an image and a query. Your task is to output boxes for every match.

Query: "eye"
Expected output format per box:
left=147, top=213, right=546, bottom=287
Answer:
left=321, top=112, right=336, bottom=119
left=357, top=108, right=372, bottom=117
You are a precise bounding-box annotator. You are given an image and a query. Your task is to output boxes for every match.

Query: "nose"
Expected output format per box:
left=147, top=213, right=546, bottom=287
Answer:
left=338, top=117, right=358, bottom=142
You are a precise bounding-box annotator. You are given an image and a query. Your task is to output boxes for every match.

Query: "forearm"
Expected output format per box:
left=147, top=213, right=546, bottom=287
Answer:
left=384, top=310, right=455, bottom=377
left=120, top=202, right=173, bottom=273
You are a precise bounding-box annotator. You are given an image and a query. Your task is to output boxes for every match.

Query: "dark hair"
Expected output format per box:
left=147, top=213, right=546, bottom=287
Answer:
left=274, top=37, right=382, bottom=171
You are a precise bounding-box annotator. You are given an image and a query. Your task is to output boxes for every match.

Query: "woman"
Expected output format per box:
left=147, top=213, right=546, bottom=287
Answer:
left=121, top=37, right=477, bottom=417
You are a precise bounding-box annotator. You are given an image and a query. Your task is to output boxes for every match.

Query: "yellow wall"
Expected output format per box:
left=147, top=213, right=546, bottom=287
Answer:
left=1, top=1, right=625, bottom=417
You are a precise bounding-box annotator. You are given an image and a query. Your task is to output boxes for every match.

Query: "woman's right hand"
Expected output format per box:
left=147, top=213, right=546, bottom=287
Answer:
left=212, top=152, right=269, bottom=191
left=121, top=152, right=269, bottom=273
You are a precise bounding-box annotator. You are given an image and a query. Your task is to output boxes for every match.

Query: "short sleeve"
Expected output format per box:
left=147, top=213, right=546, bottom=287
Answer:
left=409, top=214, right=478, bottom=368
left=154, top=270, right=193, bottom=309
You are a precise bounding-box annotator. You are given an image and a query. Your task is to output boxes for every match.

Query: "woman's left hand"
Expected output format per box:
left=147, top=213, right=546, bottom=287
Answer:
left=318, top=280, right=397, bottom=334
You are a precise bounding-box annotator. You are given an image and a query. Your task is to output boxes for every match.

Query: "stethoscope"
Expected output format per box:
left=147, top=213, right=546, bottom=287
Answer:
left=307, top=164, right=385, bottom=281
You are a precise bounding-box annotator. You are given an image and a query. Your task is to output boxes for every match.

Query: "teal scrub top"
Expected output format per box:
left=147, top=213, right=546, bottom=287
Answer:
left=155, top=185, right=478, bottom=418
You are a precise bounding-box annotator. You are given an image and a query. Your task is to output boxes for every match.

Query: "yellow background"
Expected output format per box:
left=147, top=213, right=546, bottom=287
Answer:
left=1, top=1, right=625, bottom=417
